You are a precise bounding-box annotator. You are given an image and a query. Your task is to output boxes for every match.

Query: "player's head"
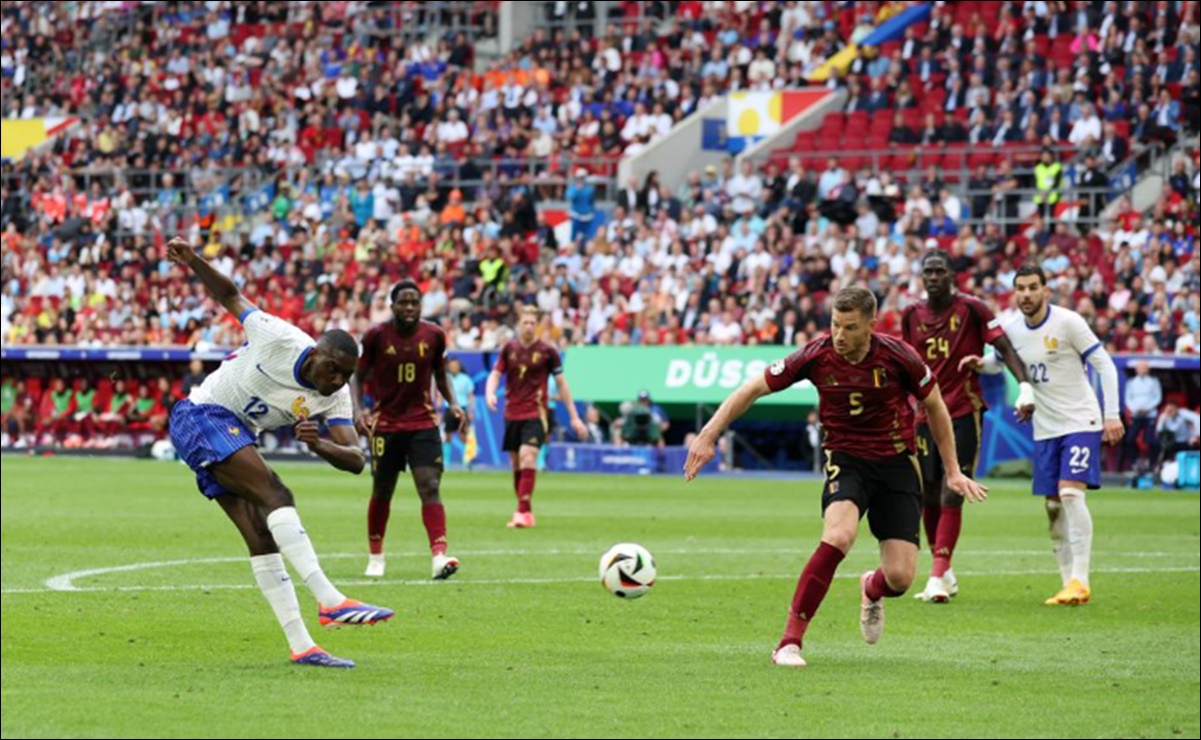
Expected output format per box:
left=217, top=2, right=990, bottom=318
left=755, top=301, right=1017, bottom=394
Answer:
left=311, top=330, right=360, bottom=397
left=447, top=357, right=462, bottom=374
left=830, top=287, right=878, bottom=359
left=921, top=250, right=955, bottom=304
left=1013, top=264, right=1049, bottom=318
left=390, top=279, right=422, bottom=330
left=517, top=306, right=539, bottom=344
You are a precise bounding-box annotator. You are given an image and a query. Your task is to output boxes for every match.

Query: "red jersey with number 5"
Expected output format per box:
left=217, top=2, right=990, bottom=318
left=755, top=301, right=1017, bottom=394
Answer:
left=495, top=339, right=562, bottom=422
left=765, top=334, right=937, bottom=460
left=359, top=321, right=446, bottom=433
left=901, top=295, right=1005, bottom=422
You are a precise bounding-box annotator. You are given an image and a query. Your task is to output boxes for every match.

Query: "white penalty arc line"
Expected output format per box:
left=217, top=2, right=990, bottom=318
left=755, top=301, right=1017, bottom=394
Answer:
left=4, top=557, right=1198, bottom=596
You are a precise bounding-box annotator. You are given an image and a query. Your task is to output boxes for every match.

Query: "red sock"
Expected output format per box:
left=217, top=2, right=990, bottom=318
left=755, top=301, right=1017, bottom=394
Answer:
left=932, top=507, right=962, bottom=578
left=422, top=503, right=448, bottom=556
left=865, top=568, right=907, bottom=601
left=778, top=542, right=845, bottom=650
left=513, top=469, right=521, bottom=493
left=517, top=469, right=536, bottom=514
left=923, top=504, right=941, bottom=551
left=367, top=497, right=392, bottom=556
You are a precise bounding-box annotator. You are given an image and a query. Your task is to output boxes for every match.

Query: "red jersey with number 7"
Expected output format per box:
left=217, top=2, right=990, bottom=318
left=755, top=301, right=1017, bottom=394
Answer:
left=358, top=320, right=446, bottom=433
left=765, top=334, right=937, bottom=460
left=495, top=339, right=563, bottom=422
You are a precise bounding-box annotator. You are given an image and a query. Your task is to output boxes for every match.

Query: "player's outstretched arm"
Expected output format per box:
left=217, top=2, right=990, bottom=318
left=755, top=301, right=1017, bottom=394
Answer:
left=684, top=375, right=772, bottom=481
left=296, top=418, right=365, bottom=475
left=165, top=237, right=256, bottom=321
left=922, top=384, right=988, bottom=503
left=992, top=335, right=1036, bottom=422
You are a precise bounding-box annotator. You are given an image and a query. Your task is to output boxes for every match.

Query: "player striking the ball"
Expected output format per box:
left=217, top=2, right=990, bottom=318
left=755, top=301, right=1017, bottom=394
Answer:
left=165, top=237, right=393, bottom=670
left=353, top=279, right=465, bottom=580
left=685, top=287, right=988, bottom=668
left=962, top=265, right=1123, bottom=606
left=902, top=250, right=1035, bottom=603
left=485, top=307, right=588, bottom=528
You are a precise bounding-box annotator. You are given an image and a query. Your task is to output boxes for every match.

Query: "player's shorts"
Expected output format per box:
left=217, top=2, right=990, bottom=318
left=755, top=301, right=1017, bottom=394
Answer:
left=1033, top=431, right=1103, bottom=496
left=916, top=411, right=983, bottom=488
left=821, top=451, right=923, bottom=546
left=503, top=418, right=550, bottom=452
left=371, top=427, right=444, bottom=478
left=168, top=399, right=256, bottom=500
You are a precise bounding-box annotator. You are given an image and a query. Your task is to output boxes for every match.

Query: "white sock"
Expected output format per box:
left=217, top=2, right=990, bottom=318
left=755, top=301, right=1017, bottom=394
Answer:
left=1046, top=499, right=1073, bottom=586
left=266, top=507, right=347, bottom=609
left=1059, top=489, right=1093, bottom=589
left=251, top=554, right=317, bottom=655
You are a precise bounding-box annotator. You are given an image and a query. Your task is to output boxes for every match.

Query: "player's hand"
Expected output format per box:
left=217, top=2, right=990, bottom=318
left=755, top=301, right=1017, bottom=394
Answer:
left=1103, top=418, right=1125, bottom=447
left=486, top=392, right=499, bottom=413
left=947, top=471, right=988, bottom=503
left=570, top=417, right=589, bottom=441
left=448, top=405, right=467, bottom=433
left=355, top=410, right=377, bottom=437
left=1014, top=381, right=1036, bottom=424
left=295, top=417, right=322, bottom=449
left=958, top=355, right=984, bottom=374
left=166, top=236, right=195, bottom=266
left=684, top=433, right=717, bottom=482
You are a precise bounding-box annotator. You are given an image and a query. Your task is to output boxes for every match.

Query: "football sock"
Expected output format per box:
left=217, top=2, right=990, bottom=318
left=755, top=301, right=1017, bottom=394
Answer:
left=422, top=503, right=448, bottom=556
left=778, top=542, right=845, bottom=650
left=1046, top=498, right=1073, bottom=586
left=266, top=507, right=346, bottom=609
left=517, top=469, right=536, bottom=514
left=367, top=497, right=391, bottom=556
left=932, top=507, right=963, bottom=578
left=865, top=568, right=907, bottom=601
left=1059, top=488, right=1092, bottom=589
left=923, top=504, right=941, bottom=551
left=251, top=554, right=316, bottom=655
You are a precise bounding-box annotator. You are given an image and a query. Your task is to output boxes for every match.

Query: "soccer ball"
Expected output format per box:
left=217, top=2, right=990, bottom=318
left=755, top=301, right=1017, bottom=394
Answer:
left=599, top=543, right=657, bottom=599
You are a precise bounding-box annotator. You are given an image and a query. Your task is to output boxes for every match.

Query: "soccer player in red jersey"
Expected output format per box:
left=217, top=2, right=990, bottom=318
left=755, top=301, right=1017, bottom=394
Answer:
left=684, top=287, right=988, bottom=668
left=486, top=306, right=588, bottom=528
left=353, top=280, right=465, bottom=580
left=902, top=251, right=1035, bottom=603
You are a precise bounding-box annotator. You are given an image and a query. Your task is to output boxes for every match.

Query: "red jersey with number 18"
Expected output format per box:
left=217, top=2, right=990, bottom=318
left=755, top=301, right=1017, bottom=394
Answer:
left=358, top=320, right=446, bottom=433
left=765, top=334, right=937, bottom=460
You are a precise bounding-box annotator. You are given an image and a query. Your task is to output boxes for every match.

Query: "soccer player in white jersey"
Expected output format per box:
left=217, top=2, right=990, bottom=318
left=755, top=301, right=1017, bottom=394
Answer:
left=164, top=237, right=394, bottom=669
left=962, top=265, right=1124, bottom=606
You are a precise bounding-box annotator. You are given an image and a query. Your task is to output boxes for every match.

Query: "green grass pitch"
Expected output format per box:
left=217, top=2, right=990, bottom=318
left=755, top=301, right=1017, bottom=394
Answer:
left=1, top=456, right=1198, bottom=739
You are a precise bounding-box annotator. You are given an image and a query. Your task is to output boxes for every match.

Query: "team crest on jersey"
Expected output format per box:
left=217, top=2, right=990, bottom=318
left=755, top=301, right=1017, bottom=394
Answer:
left=419, top=342, right=429, bottom=358
left=950, top=315, right=960, bottom=331
left=1044, top=335, right=1060, bottom=351
left=532, top=352, right=541, bottom=364
left=385, top=345, right=398, bottom=356
left=770, top=360, right=786, bottom=376
left=873, top=368, right=887, bottom=388
left=292, top=397, right=311, bottom=419
left=228, top=427, right=241, bottom=437
left=823, top=374, right=839, bottom=387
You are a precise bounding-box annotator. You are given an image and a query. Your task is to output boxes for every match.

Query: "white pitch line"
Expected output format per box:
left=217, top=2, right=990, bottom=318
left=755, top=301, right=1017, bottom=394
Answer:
left=4, top=564, right=1197, bottom=597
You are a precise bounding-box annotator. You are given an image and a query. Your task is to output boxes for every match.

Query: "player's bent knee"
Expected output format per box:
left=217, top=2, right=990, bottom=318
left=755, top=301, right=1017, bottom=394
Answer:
left=883, top=567, right=915, bottom=594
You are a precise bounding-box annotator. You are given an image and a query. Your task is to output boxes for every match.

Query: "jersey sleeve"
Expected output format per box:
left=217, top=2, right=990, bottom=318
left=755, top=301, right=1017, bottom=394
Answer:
left=494, top=345, right=509, bottom=374
left=548, top=346, right=564, bottom=376
left=895, top=341, right=938, bottom=402
left=764, top=338, right=824, bottom=393
left=969, top=298, right=1007, bottom=345
left=326, top=388, right=354, bottom=426
left=243, top=310, right=309, bottom=349
left=1066, top=311, right=1104, bottom=360
left=900, top=306, right=916, bottom=346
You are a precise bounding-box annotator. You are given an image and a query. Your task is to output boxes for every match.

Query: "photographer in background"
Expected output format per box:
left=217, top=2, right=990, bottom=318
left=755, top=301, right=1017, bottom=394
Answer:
left=614, top=391, right=669, bottom=448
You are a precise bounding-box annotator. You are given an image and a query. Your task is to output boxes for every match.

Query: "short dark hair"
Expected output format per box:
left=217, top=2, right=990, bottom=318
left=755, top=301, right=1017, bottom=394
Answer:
left=318, top=330, right=360, bottom=360
left=832, top=286, right=878, bottom=318
left=922, top=249, right=953, bottom=270
left=391, top=279, right=421, bottom=303
left=1015, top=263, right=1048, bottom=286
